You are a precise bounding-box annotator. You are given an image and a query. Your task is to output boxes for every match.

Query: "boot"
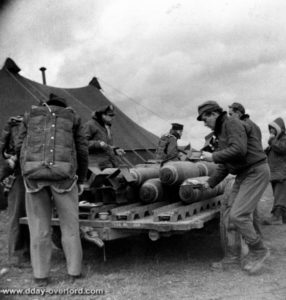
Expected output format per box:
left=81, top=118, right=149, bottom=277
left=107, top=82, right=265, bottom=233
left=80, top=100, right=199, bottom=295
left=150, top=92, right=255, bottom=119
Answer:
left=243, top=240, right=270, bottom=274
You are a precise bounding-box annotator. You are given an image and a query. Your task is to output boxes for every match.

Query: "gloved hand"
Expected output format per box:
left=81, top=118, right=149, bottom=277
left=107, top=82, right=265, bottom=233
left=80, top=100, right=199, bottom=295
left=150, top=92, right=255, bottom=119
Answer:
left=99, top=141, right=108, bottom=149
left=200, top=151, right=213, bottom=162
left=114, top=148, right=126, bottom=156
left=77, top=183, right=85, bottom=196
left=6, top=156, right=17, bottom=169
left=202, top=181, right=210, bottom=189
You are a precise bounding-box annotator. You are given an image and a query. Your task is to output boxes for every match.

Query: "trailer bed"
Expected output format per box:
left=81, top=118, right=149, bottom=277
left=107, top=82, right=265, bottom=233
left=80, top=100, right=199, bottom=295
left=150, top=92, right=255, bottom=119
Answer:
left=20, top=195, right=222, bottom=241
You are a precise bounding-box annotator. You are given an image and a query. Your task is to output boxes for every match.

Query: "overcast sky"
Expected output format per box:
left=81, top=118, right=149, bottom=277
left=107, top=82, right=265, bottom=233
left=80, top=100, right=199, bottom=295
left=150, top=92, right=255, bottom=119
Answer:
left=1, top=0, right=286, bottom=149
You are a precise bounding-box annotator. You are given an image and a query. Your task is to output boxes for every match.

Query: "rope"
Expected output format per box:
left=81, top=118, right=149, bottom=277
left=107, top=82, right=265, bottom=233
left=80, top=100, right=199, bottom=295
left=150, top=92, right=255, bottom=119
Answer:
left=5, top=70, right=43, bottom=104
left=98, top=77, right=168, bottom=122
left=61, top=88, right=92, bottom=113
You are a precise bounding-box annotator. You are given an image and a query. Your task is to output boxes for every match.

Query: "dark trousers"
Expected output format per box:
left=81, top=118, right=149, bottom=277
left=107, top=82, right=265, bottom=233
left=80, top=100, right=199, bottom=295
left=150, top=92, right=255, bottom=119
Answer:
left=226, top=163, right=270, bottom=245
left=26, top=184, right=82, bottom=278
left=8, top=175, right=29, bottom=262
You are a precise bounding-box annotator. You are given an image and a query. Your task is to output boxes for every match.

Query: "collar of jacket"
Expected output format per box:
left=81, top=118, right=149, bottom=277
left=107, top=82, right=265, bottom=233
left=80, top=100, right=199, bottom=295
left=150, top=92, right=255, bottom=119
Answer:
left=9, top=116, right=23, bottom=125
left=92, top=112, right=105, bottom=128
left=169, top=130, right=180, bottom=139
left=240, top=114, right=250, bottom=121
left=214, top=111, right=227, bottom=135
left=92, top=111, right=112, bottom=127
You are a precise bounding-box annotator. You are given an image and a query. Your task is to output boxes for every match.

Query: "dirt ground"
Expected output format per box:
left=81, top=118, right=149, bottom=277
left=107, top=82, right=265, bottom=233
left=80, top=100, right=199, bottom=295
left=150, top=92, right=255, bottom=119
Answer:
left=0, top=184, right=286, bottom=300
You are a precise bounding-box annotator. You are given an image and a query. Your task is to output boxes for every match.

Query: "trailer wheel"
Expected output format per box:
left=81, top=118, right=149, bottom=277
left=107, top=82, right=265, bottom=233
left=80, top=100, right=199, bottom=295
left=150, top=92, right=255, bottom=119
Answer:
left=219, top=176, right=234, bottom=254
left=52, top=227, right=62, bottom=250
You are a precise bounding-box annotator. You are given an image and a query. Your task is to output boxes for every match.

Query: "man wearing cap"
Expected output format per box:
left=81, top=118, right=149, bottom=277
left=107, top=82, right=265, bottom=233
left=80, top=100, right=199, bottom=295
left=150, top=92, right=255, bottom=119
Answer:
left=15, top=93, right=88, bottom=286
left=84, top=104, right=125, bottom=172
left=228, top=102, right=263, bottom=236
left=155, top=123, right=184, bottom=161
left=197, top=100, right=270, bottom=274
left=229, top=102, right=263, bottom=139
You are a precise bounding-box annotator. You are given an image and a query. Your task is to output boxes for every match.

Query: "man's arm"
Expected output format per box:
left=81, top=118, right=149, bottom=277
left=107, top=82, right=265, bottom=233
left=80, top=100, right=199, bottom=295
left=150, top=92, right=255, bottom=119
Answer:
left=84, top=122, right=111, bottom=151
left=14, top=115, right=28, bottom=158
left=207, top=164, right=229, bottom=188
left=74, top=117, right=89, bottom=183
left=212, top=118, right=247, bottom=163
left=165, top=135, right=178, bottom=159
left=269, top=135, right=286, bottom=155
left=0, top=121, right=12, bottom=158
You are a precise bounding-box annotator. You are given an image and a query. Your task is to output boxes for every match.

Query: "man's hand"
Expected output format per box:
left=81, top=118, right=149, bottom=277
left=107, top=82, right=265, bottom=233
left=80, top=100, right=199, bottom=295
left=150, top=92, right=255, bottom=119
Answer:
left=201, top=151, right=213, bottom=162
left=99, top=141, right=108, bottom=149
left=6, top=155, right=17, bottom=169
left=78, top=183, right=85, bottom=196
left=268, top=133, right=276, bottom=145
left=114, top=148, right=125, bottom=156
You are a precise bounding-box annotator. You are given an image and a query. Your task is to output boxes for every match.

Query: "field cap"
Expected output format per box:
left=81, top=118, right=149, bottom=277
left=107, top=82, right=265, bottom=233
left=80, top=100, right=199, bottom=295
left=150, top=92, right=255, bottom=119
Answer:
left=229, top=102, right=245, bottom=114
left=197, top=100, right=222, bottom=121
left=47, top=93, right=67, bottom=107
left=98, top=104, right=115, bottom=116
left=171, top=123, right=184, bottom=130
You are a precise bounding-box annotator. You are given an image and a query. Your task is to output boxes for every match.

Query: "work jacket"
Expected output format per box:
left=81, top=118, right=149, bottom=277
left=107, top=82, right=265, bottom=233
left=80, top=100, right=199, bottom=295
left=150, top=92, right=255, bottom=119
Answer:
left=155, top=131, right=180, bottom=161
left=208, top=112, right=266, bottom=187
left=16, top=104, right=88, bottom=188
left=84, top=112, right=117, bottom=169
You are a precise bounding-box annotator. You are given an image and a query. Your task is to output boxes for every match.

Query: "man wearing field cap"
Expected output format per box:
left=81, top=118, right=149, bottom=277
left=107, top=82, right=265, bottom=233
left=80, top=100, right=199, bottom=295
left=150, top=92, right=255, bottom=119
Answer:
left=197, top=100, right=270, bottom=274
left=84, top=104, right=125, bottom=172
left=155, top=123, right=184, bottom=161
left=228, top=102, right=245, bottom=116
left=15, top=93, right=88, bottom=286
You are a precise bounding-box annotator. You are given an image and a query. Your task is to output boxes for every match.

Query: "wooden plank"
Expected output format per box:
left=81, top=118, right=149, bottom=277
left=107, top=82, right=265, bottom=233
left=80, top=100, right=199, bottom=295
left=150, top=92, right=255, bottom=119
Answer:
left=153, top=196, right=222, bottom=222
left=111, top=201, right=168, bottom=221
left=89, top=204, right=118, bottom=220
left=20, top=207, right=220, bottom=232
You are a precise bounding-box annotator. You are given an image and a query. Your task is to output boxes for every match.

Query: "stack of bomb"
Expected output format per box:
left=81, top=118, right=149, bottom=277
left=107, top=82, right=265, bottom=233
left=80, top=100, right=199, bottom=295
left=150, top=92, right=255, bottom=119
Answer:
left=159, top=161, right=217, bottom=186
left=126, top=164, right=161, bottom=202
left=129, top=165, right=160, bottom=186
left=139, top=161, right=218, bottom=203
left=179, top=176, right=227, bottom=203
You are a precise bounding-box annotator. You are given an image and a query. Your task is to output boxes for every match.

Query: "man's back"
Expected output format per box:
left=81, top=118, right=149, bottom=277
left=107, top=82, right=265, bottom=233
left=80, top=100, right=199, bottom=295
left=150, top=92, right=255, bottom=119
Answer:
left=17, top=104, right=88, bottom=183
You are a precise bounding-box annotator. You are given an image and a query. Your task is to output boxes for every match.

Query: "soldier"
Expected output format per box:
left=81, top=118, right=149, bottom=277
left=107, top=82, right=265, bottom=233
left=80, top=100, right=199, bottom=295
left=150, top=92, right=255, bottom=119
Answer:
left=155, top=123, right=184, bottom=161
left=197, top=100, right=270, bottom=274
left=0, top=115, right=29, bottom=267
left=84, top=104, right=125, bottom=173
left=15, top=94, right=88, bottom=286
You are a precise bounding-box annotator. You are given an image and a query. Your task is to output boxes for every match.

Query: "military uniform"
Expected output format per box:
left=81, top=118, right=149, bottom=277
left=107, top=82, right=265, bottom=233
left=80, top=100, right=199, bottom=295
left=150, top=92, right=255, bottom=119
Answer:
left=155, top=123, right=183, bottom=161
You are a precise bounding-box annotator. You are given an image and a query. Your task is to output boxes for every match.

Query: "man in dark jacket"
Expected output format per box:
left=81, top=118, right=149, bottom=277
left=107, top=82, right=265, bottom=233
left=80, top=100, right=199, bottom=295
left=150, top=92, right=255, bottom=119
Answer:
left=264, top=117, right=286, bottom=224
left=0, top=115, right=29, bottom=266
left=197, top=100, right=270, bottom=274
left=155, top=123, right=184, bottom=161
left=84, top=105, right=125, bottom=173
left=228, top=102, right=263, bottom=236
left=15, top=94, right=88, bottom=286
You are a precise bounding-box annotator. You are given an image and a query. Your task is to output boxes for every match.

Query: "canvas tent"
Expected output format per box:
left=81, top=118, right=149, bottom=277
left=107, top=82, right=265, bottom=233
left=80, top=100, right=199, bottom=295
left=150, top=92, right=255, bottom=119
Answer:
left=0, top=58, right=159, bottom=165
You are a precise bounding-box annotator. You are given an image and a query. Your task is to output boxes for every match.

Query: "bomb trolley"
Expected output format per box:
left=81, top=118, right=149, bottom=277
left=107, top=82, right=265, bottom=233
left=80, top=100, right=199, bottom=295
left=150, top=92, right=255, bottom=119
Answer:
left=19, top=165, right=233, bottom=252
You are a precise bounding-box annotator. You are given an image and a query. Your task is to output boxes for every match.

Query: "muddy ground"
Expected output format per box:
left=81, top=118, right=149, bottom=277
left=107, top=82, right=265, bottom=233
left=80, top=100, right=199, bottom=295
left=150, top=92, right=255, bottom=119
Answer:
left=0, top=185, right=286, bottom=300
